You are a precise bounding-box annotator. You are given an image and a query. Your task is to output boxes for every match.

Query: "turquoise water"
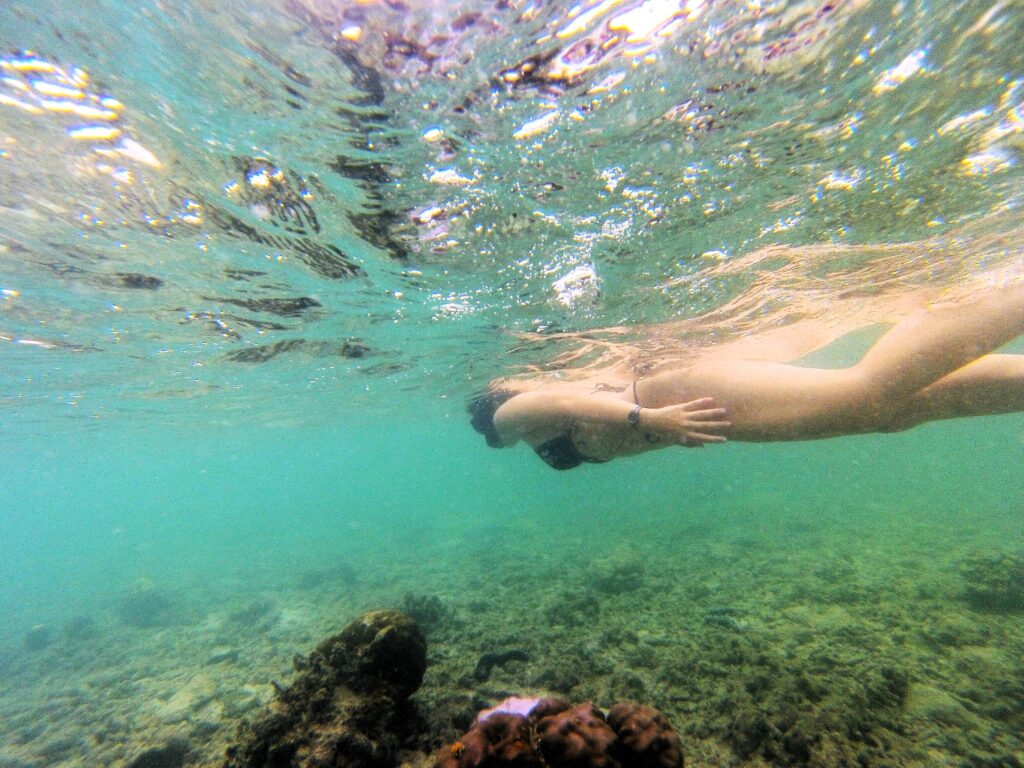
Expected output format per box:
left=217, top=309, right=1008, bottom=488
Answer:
left=1, top=1, right=1023, bottom=766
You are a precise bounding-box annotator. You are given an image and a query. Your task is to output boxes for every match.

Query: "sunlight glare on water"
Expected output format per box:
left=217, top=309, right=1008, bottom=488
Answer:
left=0, top=0, right=1021, bottom=427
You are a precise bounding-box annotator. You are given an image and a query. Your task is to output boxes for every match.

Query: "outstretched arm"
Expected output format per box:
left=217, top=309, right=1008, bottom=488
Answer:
left=493, top=391, right=729, bottom=447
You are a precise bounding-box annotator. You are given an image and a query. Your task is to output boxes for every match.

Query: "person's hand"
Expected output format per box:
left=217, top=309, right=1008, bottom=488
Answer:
left=641, top=398, right=730, bottom=447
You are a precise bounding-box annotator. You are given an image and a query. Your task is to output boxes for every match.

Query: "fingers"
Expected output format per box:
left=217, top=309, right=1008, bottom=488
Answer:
left=679, top=407, right=730, bottom=430
left=686, top=432, right=727, bottom=443
left=660, top=400, right=731, bottom=447
left=687, top=410, right=729, bottom=423
left=680, top=397, right=716, bottom=411
left=677, top=403, right=728, bottom=420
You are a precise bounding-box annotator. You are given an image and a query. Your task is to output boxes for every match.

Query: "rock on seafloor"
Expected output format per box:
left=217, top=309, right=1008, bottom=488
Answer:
left=223, top=609, right=427, bottom=768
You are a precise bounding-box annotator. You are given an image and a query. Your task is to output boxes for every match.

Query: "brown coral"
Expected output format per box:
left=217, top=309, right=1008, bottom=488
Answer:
left=607, top=702, right=684, bottom=768
left=435, top=713, right=539, bottom=768
left=434, top=697, right=685, bottom=768
left=535, top=703, right=619, bottom=768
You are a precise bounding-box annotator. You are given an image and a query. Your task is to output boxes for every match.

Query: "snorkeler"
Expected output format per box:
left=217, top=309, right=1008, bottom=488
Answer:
left=470, top=284, right=1024, bottom=470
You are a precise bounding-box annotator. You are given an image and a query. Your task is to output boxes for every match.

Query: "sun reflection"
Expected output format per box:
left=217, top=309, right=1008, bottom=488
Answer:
left=962, top=147, right=1015, bottom=176
left=539, top=0, right=705, bottom=83
left=513, top=110, right=561, bottom=140
left=1, top=52, right=161, bottom=170
left=938, top=107, right=993, bottom=136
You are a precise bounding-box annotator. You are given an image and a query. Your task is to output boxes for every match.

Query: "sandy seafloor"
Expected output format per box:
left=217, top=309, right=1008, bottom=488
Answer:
left=0, top=418, right=1021, bottom=768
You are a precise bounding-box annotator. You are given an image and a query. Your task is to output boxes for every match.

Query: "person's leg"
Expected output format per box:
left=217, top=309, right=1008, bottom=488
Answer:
left=881, top=354, right=1024, bottom=430
left=851, top=284, right=1024, bottom=402
left=641, top=285, right=1024, bottom=441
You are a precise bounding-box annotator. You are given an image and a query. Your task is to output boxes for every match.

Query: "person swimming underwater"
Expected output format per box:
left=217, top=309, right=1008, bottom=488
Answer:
left=470, top=283, right=1024, bottom=470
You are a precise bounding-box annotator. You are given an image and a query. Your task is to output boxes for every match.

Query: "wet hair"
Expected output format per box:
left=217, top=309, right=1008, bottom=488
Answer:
left=468, top=388, right=516, bottom=447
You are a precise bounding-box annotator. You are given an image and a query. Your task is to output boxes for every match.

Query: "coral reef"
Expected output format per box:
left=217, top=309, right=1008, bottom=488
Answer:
left=227, top=599, right=278, bottom=630
left=61, top=614, right=100, bottom=642
left=125, top=736, right=193, bottom=768
left=543, top=589, right=601, bottom=628
left=534, top=702, right=618, bottom=768
left=22, top=625, right=53, bottom=652
left=223, top=609, right=427, bottom=768
left=118, top=579, right=191, bottom=628
left=401, top=593, right=455, bottom=634
left=473, top=649, right=529, bottom=682
left=718, top=655, right=909, bottom=766
left=958, top=550, right=1024, bottom=613
left=295, top=562, right=358, bottom=590
left=435, top=697, right=683, bottom=768
left=3, top=507, right=1023, bottom=768
left=440, top=712, right=536, bottom=768
left=588, top=558, right=646, bottom=596
left=606, top=703, right=685, bottom=768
